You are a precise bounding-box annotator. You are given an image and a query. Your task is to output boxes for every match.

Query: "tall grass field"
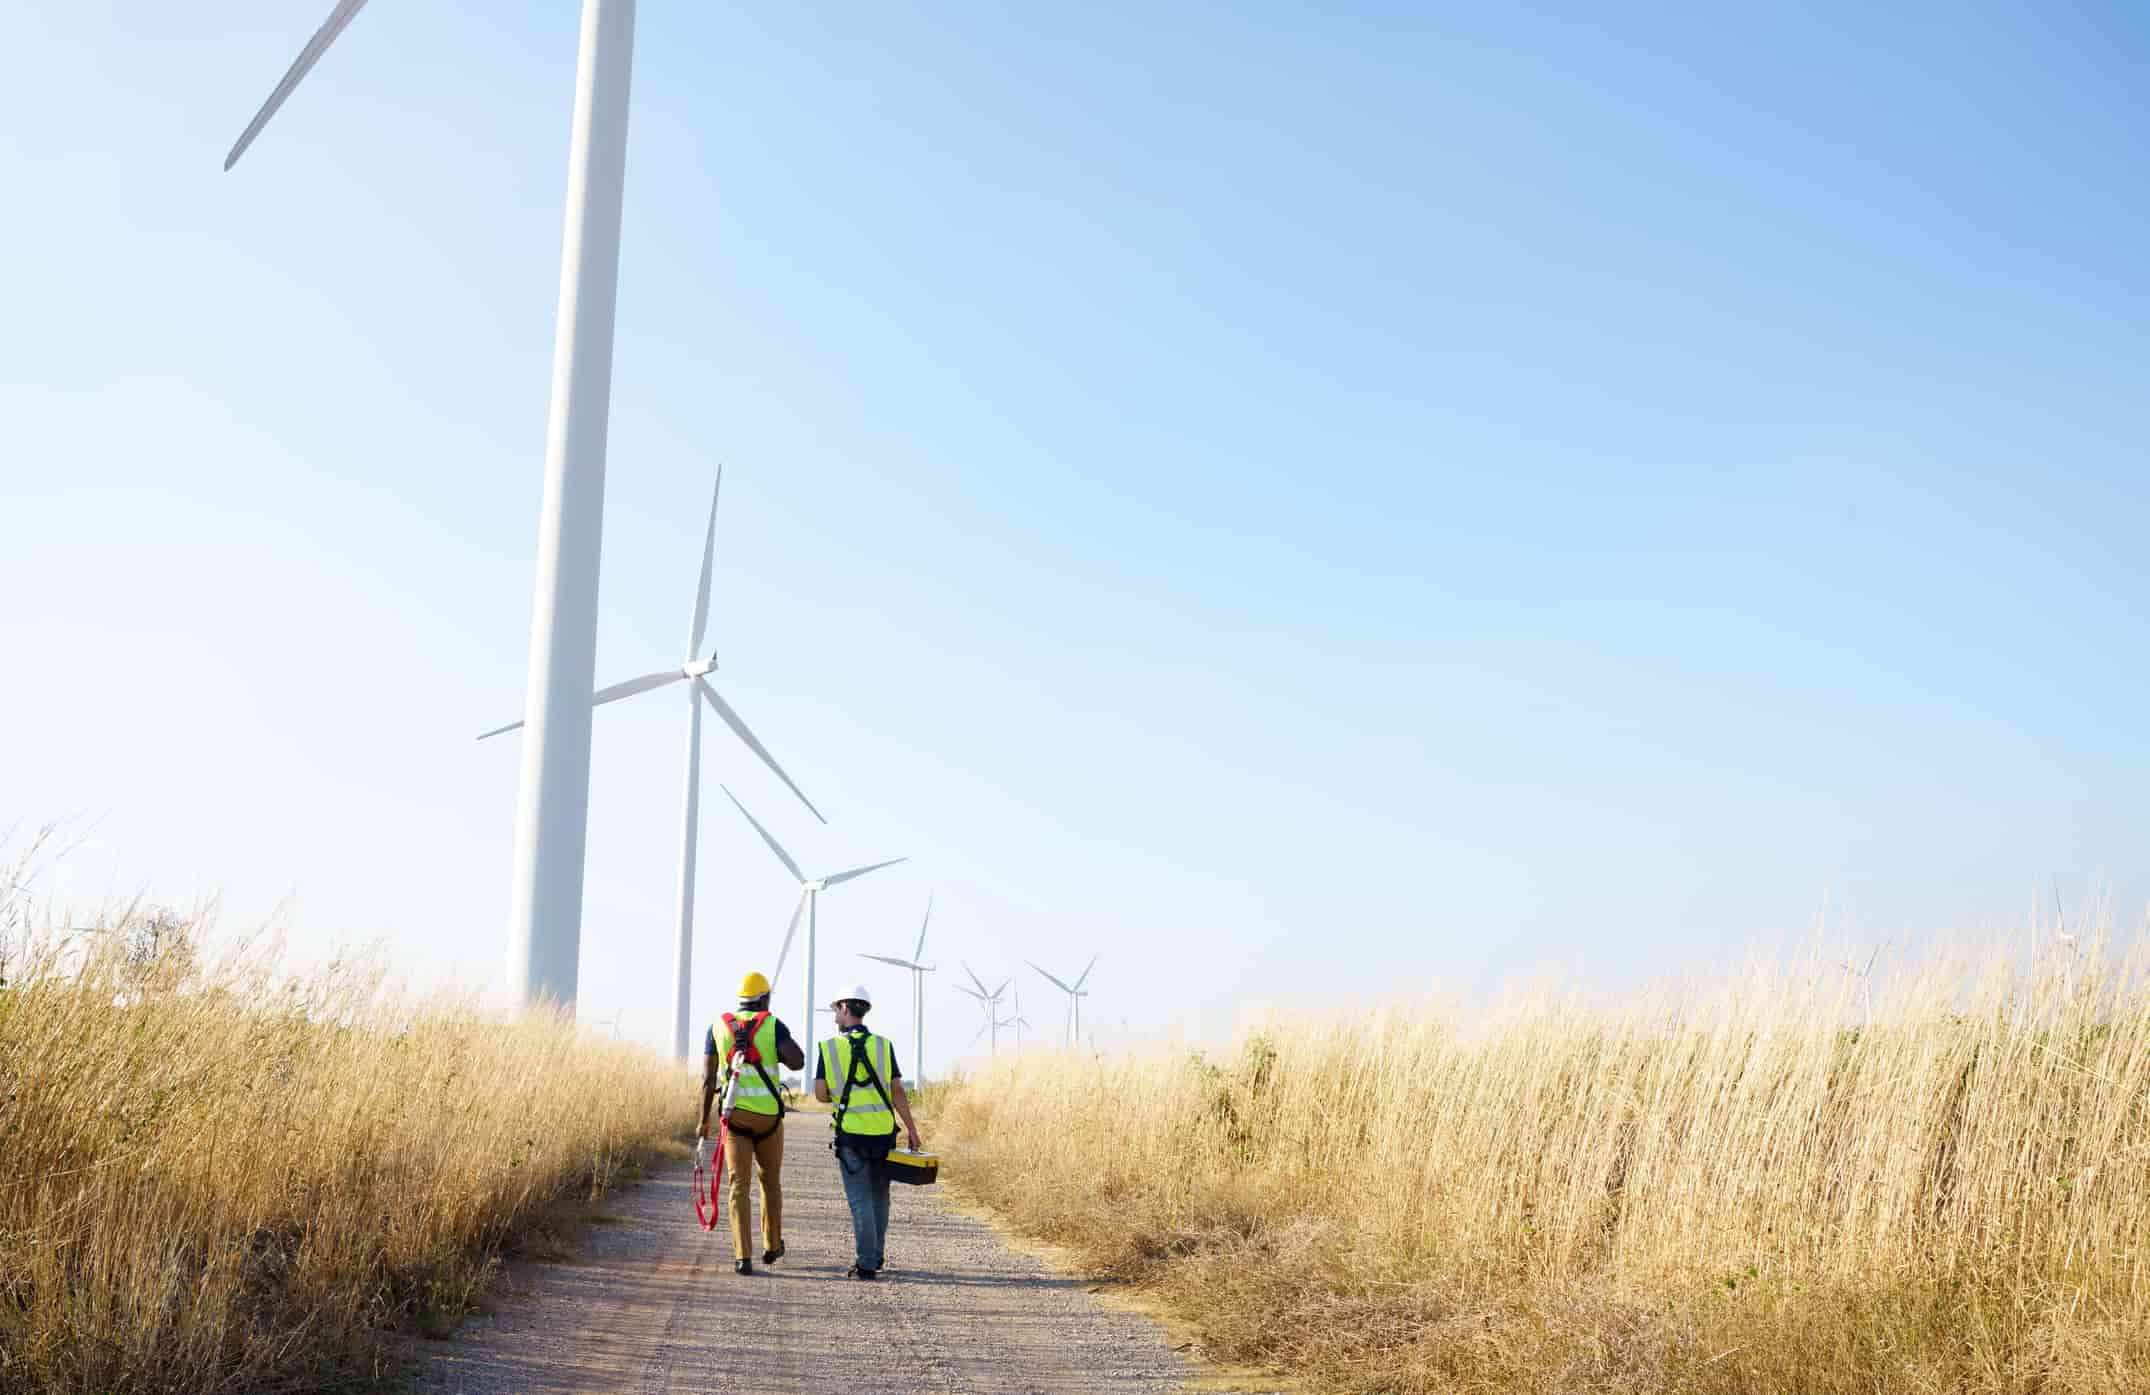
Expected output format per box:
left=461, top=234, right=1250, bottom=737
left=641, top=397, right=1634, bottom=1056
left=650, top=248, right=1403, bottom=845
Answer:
left=0, top=914, right=687, bottom=1395
left=934, top=934, right=2150, bottom=1394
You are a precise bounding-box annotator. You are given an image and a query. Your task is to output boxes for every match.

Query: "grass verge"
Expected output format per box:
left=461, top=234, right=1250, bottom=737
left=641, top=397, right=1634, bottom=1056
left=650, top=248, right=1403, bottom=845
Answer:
left=927, top=933, right=2150, bottom=1394
left=0, top=913, right=689, bottom=1394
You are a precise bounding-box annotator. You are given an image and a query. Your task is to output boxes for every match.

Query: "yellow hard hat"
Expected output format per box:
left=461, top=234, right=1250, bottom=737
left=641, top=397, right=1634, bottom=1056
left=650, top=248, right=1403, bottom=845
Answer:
left=738, top=971, right=771, bottom=998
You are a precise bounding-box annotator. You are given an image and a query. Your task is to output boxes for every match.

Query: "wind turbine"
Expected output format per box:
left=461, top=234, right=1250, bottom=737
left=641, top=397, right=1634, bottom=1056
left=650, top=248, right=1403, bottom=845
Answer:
left=722, top=787, right=904, bottom=1074
left=1028, top=954, right=1099, bottom=1047
left=955, top=963, right=1010, bottom=1054
left=971, top=1007, right=1018, bottom=1055
left=860, top=893, right=937, bottom=1088
left=477, top=470, right=824, bottom=1062
left=225, top=0, right=646, bottom=1014
left=1009, top=982, right=1033, bottom=1054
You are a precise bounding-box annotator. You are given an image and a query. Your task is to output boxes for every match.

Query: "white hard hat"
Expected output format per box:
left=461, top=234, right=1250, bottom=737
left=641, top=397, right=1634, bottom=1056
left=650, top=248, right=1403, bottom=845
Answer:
left=830, top=983, right=873, bottom=1008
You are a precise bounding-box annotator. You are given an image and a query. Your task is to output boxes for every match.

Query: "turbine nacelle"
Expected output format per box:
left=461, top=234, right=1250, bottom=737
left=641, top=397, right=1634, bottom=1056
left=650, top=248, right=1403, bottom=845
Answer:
left=683, top=656, right=717, bottom=678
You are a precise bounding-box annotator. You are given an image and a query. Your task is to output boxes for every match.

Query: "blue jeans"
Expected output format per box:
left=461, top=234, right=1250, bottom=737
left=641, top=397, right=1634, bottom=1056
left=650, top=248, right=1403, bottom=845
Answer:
left=835, top=1143, right=892, bottom=1270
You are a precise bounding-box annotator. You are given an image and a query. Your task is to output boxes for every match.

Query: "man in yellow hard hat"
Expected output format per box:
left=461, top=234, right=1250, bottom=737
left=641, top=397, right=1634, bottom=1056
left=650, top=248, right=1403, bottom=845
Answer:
left=699, top=970, right=805, bottom=1275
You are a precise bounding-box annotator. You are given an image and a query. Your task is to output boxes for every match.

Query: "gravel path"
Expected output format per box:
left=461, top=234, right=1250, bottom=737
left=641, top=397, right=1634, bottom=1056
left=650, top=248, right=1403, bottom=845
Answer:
left=408, top=1122, right=1193, bottom=1395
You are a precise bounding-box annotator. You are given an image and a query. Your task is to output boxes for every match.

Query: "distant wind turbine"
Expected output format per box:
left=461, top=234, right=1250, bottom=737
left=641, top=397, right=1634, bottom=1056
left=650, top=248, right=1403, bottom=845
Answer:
left=479, top=471, right=824, bottom=1062
left=225, top=0, right=647, bottom=1013
left=723, top=787, right=903, bottom=1075
left=1028, top=954, right=1099, bottom=1047
left=955, top=963, right=1011, bottom=1054
left=972, top=1007, right=1018, bottom=1052
left=1010, top=982, right=1033, bottom=1053
left=860, top=893, right=937, bottom=1088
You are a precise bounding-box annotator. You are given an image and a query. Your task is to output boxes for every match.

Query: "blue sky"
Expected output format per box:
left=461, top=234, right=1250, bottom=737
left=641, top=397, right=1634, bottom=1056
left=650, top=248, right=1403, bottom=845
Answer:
left=4, top=1, right=2146, bottom=1058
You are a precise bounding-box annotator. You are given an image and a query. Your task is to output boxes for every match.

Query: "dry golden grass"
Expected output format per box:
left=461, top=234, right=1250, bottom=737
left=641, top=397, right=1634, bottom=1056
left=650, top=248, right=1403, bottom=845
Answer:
left=932, top=934, right=2150, bottom=1394
left=0, top=911, right=689, bottom=1395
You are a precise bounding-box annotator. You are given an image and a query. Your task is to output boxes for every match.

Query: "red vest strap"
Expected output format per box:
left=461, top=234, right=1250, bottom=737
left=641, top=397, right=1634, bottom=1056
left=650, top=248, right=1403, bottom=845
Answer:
left=722, top=1012, right=773, bottom=1064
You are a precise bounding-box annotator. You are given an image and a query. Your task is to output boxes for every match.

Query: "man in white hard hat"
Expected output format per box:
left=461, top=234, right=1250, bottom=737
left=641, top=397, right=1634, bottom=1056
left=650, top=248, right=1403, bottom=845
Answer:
left=813, top=983, right=923, bottom=1279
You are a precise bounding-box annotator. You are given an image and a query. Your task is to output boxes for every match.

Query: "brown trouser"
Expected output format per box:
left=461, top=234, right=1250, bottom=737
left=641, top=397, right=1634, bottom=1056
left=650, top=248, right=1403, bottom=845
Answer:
left=723, top=1112, right=783, bottom=1259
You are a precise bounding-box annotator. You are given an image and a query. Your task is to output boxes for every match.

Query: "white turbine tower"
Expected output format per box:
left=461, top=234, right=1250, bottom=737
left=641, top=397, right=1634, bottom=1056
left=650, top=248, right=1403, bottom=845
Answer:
left=860, top=893, right=937, bottom=1088
left=955, top=964, right=1010, bottom=1054
left=722, top=787, right=903, bottom=1074
left=226, top=0, right=646, bottom=1013
left=1028, top=955, right=1099, bottom=1047
left=477, top=470, right=824, bottom=1062
left=1009, top=982, right=1033, bottom=1054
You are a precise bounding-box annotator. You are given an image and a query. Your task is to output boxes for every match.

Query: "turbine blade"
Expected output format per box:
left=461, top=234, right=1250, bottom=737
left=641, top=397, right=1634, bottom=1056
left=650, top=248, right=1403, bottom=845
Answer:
left=1027, top=960, right=1077, bottom=995
left=963, top=962, right=992, bottom=997
left=593, top=669, right=684, bottom=707
left=913, top=891, right=933, bottom=962
left=953, top=985, right=987, bottom=1003
left=971, top=1020, right=989, bottom=1045
left=823, top=856, right=906, bottom=889
left=686, top=467, right=721, bottom=659
left=476, top=668, right=678, bottom=741
left=699, top=680, right=826, bottom=825
left=224, top=0, right=372, bottom=171
left=769, top=890, right=809, bottom=986
left=720, top=785, right=804, bottom=882
left=1074, top=953, right=1100, bottom=990
left=860, top=953, right=916, bottom=969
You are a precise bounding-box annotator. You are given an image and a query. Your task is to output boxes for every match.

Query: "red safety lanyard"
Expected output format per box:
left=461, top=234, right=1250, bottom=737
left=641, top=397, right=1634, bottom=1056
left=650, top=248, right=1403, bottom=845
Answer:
left=693, top=1125, right=728, bottom=1231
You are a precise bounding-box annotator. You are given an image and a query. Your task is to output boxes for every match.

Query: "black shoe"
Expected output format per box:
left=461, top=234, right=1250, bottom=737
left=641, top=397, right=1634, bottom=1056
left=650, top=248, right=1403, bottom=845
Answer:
left=762, top=1242, right=785, bottom=1265
left=734, top=1259, right=753, bottom=1275
left=847, top=1263, right=879, bottom=1280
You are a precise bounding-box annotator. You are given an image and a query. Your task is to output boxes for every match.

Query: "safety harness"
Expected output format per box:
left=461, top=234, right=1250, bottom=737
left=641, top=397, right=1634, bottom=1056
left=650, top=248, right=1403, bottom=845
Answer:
left=828, top=1029, right=897, bottom=1177
left=719, top=1010, right=787, bottom=1140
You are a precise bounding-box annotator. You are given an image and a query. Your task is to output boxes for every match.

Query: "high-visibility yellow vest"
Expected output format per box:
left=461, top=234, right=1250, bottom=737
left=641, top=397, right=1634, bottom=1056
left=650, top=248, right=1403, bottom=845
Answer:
left=821, top=1030, right=897, bottom=1136
left=719, top=1012, right=783, bottom=1116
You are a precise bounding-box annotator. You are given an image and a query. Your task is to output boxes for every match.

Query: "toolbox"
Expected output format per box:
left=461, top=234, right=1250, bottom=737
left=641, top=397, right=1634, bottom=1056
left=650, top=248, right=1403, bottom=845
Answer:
left=885, top=1147, right=940, bottom=1186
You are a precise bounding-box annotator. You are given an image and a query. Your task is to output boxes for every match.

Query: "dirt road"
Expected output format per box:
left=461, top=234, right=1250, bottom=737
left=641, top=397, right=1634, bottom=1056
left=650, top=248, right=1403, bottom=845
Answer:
left=408, top=1121, right=1193, bottom=1395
